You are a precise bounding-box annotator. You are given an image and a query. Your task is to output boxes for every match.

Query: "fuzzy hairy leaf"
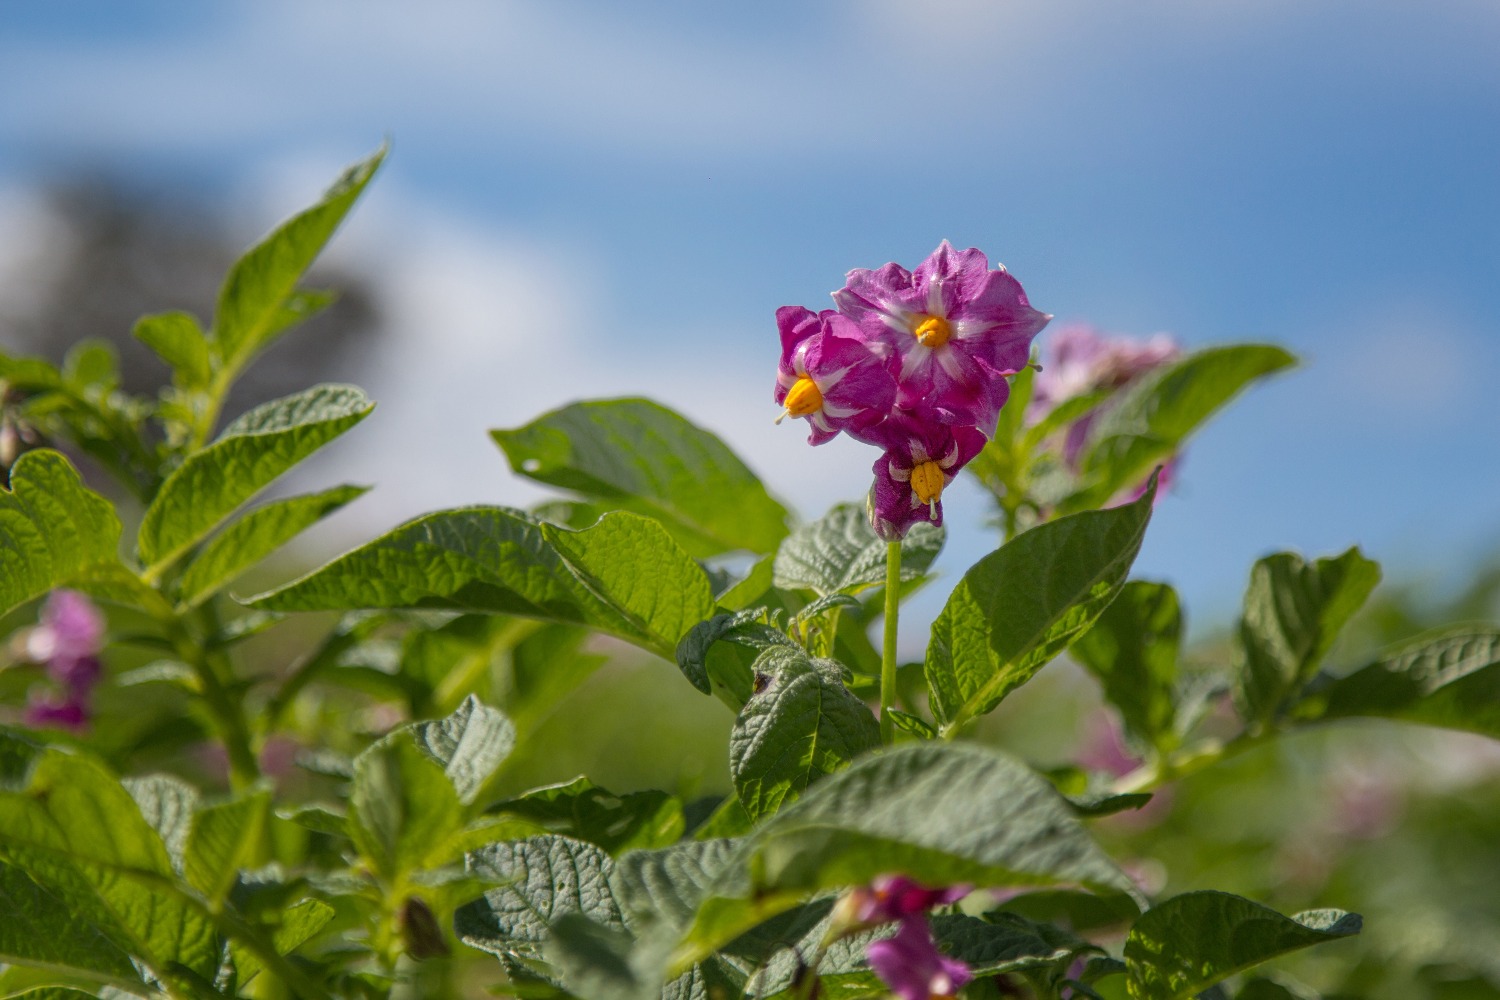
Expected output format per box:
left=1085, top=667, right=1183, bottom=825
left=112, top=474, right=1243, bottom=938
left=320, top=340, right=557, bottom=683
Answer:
left=1124, top=891, right=1360, bottom=1000
left=0, top=736, right=220, bottom=985
left=492, top=777, right=683, bottom=854
left=1075, top=344, right=1295, bottom=509
left=927, top=479, right=1156, bottom=730
left=175, top=483, right=368, bottom=607
left=1233, top=547, right=1380, bottom=725
left=1069, top=580, right=1182, bottom=751
left=211, top=146, right=383, bottom=374
left=729, top=647, right=880, bottom=821
left=137, top=384, right=374, bottom=571
left=410, top=695, right=517, bottom=806
left=132, top=311, right=210, bottom=388
left=0, top=451, right=157, bottom=619
left=0, top=859, right=146, bottom=993
left=251, top=510, right=712, bottom=659
left=185, top=790, right=271, bottom=904
left=677, top=742, right=1134, bottom=962
left=772, top=503, right=943, bottom=596
left=492, top=398, right=789, bottom=558
left=349, top=730, right=464, bottom=878
left=1301, top=626, right=1500, bottom=737
left=456, top=836, right=624, bottom=963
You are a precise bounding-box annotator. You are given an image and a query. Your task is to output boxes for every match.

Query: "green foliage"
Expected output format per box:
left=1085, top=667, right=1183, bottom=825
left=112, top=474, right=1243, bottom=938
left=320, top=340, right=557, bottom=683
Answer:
left=728, top=646, right=881, bottom=820
left=210, top=146, right=384, bottom=379
left=926, top=477, right=1156, bottom=731
left=252, top=509, right=714, bottom=659
left=0, top=450, right=157, bottom=619
left=174, top=482, right=368, bottom=607
left=675, top=742, right=1134, bottom=963
left=772, top=502, right=943, bottom=596
left=1301, top=626, right=1500, bottom=737
left=492, top=398, right=789, bottom=558
left=456, top=836, right=623, bottom=964
left=490, top=778, right=684, bottom=855
left=1071, top=345, right=1296, bottom=510
left=1234, top=547, right=1381, bottom=726
left=1070, top=580, right=1183, bottom=752
left=137, top=383, right=375, bottom=574
left=1124, top=891, right=1361, bottom=1000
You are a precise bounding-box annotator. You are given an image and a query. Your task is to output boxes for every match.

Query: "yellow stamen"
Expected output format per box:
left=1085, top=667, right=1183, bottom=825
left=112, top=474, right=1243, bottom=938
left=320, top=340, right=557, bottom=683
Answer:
left=910, top=460, right=945, bottom=513
left=912, top=315, right=952, bottom=348
left=777, top=376, right=823, bottom=424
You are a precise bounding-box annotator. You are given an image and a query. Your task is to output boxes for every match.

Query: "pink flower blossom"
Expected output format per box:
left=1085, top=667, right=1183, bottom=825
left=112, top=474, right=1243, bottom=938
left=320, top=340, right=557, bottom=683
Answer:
left=867, top=916, right=973, bottom=1000
left=774, top=306, right=897, bottom=445
left=867, top=411, right=986, bottom=540
left=834, top=241, right=1049, bottom=430
left=844, top=875, right=972, bottom=926
left=21, top=590, right=105, bottom=732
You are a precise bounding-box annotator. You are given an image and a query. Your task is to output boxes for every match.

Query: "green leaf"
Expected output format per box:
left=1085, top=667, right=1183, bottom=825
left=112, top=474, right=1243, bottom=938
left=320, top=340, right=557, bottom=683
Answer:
left=491, top=778, right=684, bottom=854
left=888, top=709, right=937, bottom=740
left=612, top=839, right=741, bottom=939
left=137, top=383, right=374, bottom=572
left=349, top=730, right=464, bottom=878
left=729, top=647, right=880, bottom=821
left=544, top=913, right=651, bottom=1000
left=677, top=742, right=1133, bottom=962
left=409, top=695, right=517, bottom=806
left=541, top=513, right=717, bottom=655
left=926, top=478, right=1157, bottom=731
left=0, top=858, right=146, bottom=993
left=1233, top=547, right=1380, bottom=725
left=121, top=775, right=198, bottom=876
left=675, top=610, right=796, bottom=707
left=1075, top=345, right=1296, bottom=508
left=230, top=897, right=335, bottom=987
left=174, top=483, right=368, bottom=607
left=772, top=503, right=943, bottom=597
left=1069, top=581, right=1182, bottom=751
left=456, top=836, right=624, bottom=964
left=132, top=311, right=210, bottom=388
left=0, top=736, right=221, bottom=985
left=492, top=398, right=789, bottom=558
left=1299, top=626, right=1500, bottom=738
left=185, top=790, right=271, bottom=904
left=250, top=509, right=712, bottom=659
left=211, top=146, right=384, bottom=375
left=0, top=450, right=157, bottom=619
left=1124, top=891, right=1360, bottom=1000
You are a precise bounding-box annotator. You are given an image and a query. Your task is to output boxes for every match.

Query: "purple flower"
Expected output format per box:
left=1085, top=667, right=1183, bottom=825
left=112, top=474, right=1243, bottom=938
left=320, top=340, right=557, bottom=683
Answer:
left=844, top=875, right=972, bottom=926
left=25, top=589, right=105, bottom=670
left=867, top=916, right=973, bottom=1000
left=867, top=411, right=986, bottom=540
left=774, top=306, right=897, bottom=445
left=1028, top=325, right=1181, bottom=466
left=23, top=691, right=90, bottom=732
left=21, top=589, right=105, bottom=732
left=833, top=241, right=1050, bottom=430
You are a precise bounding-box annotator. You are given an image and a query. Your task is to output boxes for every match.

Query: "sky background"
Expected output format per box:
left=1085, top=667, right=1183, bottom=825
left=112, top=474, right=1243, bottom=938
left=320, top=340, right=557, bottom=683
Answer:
left=1, top=0, right=1498, bottom=646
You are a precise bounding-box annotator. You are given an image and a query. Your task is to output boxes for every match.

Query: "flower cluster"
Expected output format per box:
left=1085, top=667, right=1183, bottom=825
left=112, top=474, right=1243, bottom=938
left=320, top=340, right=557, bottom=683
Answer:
left=1027, top=324, right=1182, bottom=500
left=831, top=875, right=972, bottom=1000
left=776, top=242, right=1050, bottom=539
left=16, top=590, right=105, bottom=732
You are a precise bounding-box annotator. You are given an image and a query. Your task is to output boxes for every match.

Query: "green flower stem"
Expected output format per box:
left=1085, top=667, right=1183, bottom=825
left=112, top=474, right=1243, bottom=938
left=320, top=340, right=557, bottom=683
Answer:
left=880, top=539, right=902, bottom=743
left=172, top=609, right=259, bottom=790
left=1112, top=728, right=1278, bottom=795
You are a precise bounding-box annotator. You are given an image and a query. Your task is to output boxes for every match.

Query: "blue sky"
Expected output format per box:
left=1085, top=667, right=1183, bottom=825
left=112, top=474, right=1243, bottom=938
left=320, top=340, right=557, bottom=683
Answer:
left=2, top=1, right=1498, bottom=641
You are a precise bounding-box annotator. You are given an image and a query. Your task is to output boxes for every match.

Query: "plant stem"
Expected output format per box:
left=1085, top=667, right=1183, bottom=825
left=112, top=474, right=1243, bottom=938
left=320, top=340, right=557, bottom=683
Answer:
left=880, top=540, right=902, bottom=743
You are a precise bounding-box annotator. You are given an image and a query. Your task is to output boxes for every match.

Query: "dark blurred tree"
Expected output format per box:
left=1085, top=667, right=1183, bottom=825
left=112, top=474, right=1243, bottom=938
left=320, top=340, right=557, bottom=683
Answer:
left=1, top=176, right=381, bottom=421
